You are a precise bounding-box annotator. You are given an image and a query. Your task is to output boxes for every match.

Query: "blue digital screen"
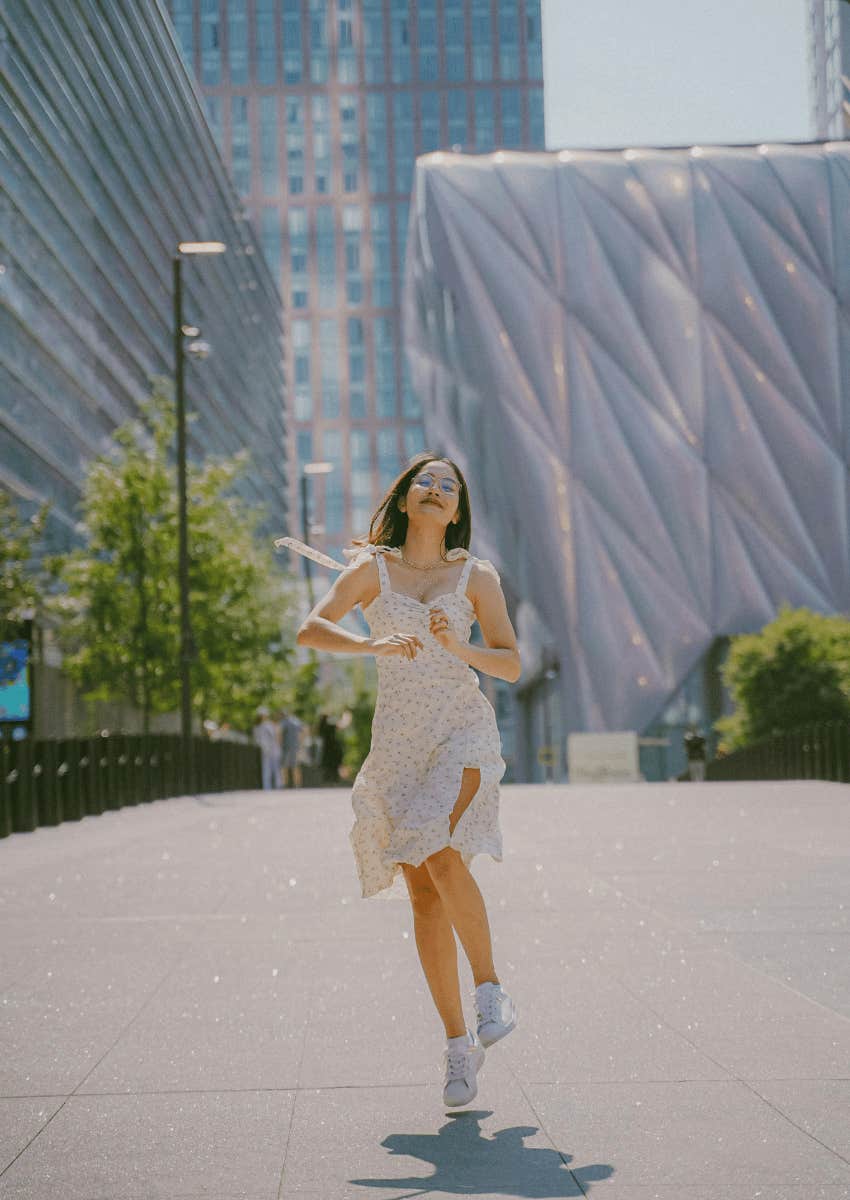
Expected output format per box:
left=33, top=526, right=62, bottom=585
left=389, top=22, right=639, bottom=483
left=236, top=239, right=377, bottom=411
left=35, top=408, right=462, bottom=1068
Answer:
left=0, top=639, right=31, bottom=722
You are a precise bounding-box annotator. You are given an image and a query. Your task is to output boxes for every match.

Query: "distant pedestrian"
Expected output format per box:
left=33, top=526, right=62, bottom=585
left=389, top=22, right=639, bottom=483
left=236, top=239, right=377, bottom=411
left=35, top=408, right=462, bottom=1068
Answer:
left=317, top=713, right=344, bottom=785
left=253, top=706, right=281, bottom=790
left=289, top=453, right=520, bottom=1109
left=684, top=726, right=707, bottom=782
left=279, top=709, right=304, bottom=789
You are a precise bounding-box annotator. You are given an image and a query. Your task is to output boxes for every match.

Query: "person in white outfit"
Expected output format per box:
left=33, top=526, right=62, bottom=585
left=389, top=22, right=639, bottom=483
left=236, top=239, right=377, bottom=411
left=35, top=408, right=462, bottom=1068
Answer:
left=294, top=454, right=520, bottom=1108
left=253, top=706, right=281, bottom=790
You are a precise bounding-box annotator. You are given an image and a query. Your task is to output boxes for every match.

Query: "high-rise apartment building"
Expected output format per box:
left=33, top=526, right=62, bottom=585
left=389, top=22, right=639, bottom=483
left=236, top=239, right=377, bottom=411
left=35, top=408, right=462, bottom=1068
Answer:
left=168, top=0, right=545, bottom=574
left=808, top=0, right=850, bottom=138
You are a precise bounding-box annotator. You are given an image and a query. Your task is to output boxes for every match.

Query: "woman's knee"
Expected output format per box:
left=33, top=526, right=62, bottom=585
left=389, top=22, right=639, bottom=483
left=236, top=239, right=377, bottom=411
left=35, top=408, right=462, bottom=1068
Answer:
left=402, top=863, right=444, bottom=918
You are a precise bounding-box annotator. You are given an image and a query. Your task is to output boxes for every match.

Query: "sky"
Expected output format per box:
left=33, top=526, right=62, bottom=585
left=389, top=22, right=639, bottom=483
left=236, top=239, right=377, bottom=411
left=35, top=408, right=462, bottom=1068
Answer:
left=540, top=0, right=812, bottom=150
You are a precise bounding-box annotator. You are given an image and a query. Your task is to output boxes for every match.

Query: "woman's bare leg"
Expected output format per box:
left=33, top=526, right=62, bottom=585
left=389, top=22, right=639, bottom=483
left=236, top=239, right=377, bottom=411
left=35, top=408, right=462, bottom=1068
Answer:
left=424, top=767, right=499, bottom=988
left=401, top=861, right=466, bottom=1039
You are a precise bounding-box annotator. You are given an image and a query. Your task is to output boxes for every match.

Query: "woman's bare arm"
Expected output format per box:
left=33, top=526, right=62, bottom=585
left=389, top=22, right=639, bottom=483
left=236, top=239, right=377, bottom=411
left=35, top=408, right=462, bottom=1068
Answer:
left=453, top=561, right=521, bottom=683
left=295, top=558, right=377, bottom=653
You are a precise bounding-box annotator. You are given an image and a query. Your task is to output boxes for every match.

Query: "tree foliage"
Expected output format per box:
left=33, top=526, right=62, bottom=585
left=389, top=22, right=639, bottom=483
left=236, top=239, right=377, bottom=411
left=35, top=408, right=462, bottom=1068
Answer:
left=46, top=379, right=299, bottom=733
left=0, top=490, right=50, bottom=642
left=716, top=604, right=850, bottom=752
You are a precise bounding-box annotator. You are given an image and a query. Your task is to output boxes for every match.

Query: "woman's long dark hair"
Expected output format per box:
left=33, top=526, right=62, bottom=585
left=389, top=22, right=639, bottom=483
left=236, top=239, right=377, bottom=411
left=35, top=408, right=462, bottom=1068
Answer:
left=349, top=452, right=472, bottom=558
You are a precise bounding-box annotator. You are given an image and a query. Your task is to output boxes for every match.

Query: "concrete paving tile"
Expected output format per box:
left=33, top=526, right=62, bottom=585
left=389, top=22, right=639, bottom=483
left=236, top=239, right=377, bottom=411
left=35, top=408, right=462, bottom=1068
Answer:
left=526, top=1080, right=850, bottom=1191
left=747, top=1080, right=850, bottom=1163
left=77, top=941, right=314, bottom=1094
left=695, top=930, right=850, bottom=1018
left=0, top=1097, right=65, bottom=1173
left=0, top=1091, right=292, bottom=1200
left=616, top=944, right=850, bottom=1078
left=0, top=945, right=182, bottom=1096
left=280, top=1078, right=593, bottom=1197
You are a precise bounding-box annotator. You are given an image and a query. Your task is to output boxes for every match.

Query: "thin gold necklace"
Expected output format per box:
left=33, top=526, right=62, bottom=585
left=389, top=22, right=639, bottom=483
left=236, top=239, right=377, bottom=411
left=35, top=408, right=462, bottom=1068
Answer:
left=400, top=550, right=450, bottom=571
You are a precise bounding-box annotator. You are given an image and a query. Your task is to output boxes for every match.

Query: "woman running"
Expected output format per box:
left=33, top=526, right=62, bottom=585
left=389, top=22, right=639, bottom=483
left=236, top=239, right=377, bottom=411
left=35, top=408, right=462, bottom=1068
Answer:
left=294, top=453, right=520, bottom=1107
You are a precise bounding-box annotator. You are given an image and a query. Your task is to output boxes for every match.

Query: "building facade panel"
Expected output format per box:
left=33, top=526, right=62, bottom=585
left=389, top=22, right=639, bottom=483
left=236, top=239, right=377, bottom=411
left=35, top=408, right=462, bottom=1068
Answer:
left=1, top=0, right=286, bottom=549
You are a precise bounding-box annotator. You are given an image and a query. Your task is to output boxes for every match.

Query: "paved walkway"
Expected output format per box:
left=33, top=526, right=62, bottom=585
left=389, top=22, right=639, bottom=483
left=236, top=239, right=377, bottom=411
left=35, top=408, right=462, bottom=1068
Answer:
left=1, top=779, right=849, bottom=1199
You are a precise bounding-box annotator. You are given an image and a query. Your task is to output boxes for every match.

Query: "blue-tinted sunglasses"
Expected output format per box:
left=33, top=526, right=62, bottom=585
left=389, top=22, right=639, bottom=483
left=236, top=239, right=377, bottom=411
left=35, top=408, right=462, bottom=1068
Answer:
left=412, top=472, right=460, bottom=496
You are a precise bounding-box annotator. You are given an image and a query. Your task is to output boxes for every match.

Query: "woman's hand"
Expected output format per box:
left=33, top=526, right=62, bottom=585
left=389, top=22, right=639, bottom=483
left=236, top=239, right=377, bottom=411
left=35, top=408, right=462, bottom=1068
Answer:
left=370, top=632, right=424, bottom=661
left=429, top=605, right=462, bottom=655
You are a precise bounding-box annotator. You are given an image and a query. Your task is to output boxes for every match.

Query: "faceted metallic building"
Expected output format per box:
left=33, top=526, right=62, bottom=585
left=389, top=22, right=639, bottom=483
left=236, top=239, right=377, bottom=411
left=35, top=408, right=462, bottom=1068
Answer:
left=167, top=0, right=545, bottom=570
left=405, top=142, right=850, bottom=776
left=1, top=0, right=286, bottom=551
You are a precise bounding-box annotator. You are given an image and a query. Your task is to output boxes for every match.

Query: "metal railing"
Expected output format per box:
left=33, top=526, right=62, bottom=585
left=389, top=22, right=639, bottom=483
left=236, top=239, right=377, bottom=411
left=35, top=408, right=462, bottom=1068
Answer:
left=705, top=721, right=850, bottom=783
left=0, top=733, right=261, bottom=838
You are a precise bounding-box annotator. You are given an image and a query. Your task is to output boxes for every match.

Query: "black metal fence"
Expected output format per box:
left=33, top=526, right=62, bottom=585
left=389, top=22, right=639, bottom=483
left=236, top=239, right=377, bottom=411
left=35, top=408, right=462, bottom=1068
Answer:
left=0, top=733, right=261, bottom=839
left=705, top=721, right=850, bottom=783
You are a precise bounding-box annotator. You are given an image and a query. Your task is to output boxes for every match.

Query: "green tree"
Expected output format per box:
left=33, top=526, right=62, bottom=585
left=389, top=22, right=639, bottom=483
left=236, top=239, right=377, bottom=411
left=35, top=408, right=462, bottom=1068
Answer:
left=0, top=490, right=50, bottom=642
left=47, top=378, right=300, bottom=733
left=339, top=658, right=377, bottom=776
left=716, top=604, right=850, bottom=752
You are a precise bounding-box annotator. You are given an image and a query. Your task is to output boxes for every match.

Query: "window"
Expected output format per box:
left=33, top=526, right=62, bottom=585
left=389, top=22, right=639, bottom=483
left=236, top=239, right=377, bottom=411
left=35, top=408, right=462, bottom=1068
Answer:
left=366, top=93, right=388, bottom=194
left=312, top=95, right=331, bottom=193
left=447, top=90, right=467, bottom=148
left=351, top=429, right=373, bottom=528
left=283, top=0, right=302, bottom=83
left=292, top=320, right=312, bottom=419
left=204, top=95, right=222, bottom=150
left=297, top=429, right=313, bottom=470
left=322, top=429, right=344, bottom=533
left=337, top=0, right=357, bottom=82
left=402, top=360, right=421, bottom=419
left=320, top=319, right=340, bottom=418
left=231, top=95, right=251, bottom=194
left=377, top=428, right=399, bottom=489
left=396, top=200, right=410, bottom=276
left=471, top=0, right=492, bottom=81
left=259, top=95, right=278, bottom=196
left=316, top=205, right=336, bottom=308
left=285, top=96, right=304, bottom=194
left=404, top=423, right=425, bottom=456
left=417, top=0, right=438, bottom=82
left=256, top=0, right=277, bottom=84
left=393, top=91, right=414, bottom=194
left=526, top=1, right=543, bottom=80
left=172, top=0, right=193, bottom=66
left=343, top=205, right=362, bottom=305
left=444, top=0, right=465, bottom=81
left=420, top=91, right=440, bottom=154
left=200, top=0, right=220, bottom=85
left=500, top=88, right=521, bottom=147
left=260, top=206, right=281, bottom=278
left=339, top=94, right=359, bottom=192
left=309, top=0, right=329, bottom=83
left=348, top=318, right=366, bottom=419
left=288, top=207, right=310, bottom=309
left=390, top=0, right=411, bottom=84
left=374, top=316, right=396, bottom=418
left=228, top=1, right=248, bottom=84
left=474, top=89, right=494, bottom=151
left=529, top=87, right=545, bottom=147
left=363, top=0, right=385, bottom=83
left=370, top=204, right=392, bottom=307
left=498, top=0, right=520, bottom=79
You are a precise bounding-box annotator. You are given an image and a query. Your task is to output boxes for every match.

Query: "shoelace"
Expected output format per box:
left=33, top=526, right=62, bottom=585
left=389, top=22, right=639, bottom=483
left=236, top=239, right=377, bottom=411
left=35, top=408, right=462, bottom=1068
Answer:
left=443, top=1047, right=473, bottom=1081
left=473, top=985, right=504, bottom=1025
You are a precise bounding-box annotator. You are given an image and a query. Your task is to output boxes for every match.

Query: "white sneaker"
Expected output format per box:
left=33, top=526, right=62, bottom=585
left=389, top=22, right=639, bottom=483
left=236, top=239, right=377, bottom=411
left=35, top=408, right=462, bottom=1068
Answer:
left=442, top=1029, right=485, bottom=1107
left=473, top=981, right=517, bottom=1048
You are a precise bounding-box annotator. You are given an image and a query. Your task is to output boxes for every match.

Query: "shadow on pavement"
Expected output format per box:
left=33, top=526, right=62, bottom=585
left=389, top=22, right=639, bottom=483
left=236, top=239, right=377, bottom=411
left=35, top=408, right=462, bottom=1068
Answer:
left=349, top=1111, right=615, bottom=1196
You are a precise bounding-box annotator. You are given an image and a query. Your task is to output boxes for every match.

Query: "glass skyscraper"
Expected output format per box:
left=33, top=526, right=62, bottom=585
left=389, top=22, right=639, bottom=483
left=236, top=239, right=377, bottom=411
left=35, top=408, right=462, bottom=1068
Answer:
left=168, top=0, right=545, bottom=570
left=808, top=0, right=850, bottom=138
left=1, top=0, right=287, bottom=552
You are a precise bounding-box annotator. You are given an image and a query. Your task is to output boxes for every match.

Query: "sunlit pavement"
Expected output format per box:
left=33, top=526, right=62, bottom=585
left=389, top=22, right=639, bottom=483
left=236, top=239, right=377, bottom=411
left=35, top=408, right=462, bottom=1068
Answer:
left=1, top=779, right=850, bottom=1200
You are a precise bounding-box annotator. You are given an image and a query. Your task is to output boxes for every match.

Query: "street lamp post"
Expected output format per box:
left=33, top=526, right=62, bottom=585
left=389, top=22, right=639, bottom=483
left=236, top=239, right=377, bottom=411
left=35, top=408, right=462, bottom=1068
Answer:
left=173, top=240, right=225, bottom=796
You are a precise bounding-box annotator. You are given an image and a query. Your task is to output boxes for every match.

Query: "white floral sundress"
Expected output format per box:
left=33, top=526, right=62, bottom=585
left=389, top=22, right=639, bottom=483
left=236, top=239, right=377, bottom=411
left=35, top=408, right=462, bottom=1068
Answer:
left=342, top=543, right=507, bottom=899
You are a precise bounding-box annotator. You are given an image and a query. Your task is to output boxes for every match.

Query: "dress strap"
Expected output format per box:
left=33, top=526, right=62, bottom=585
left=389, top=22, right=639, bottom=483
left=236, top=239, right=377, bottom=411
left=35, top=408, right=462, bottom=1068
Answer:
left=456, top=554, right=475, bottom=595
left=374, top=547, right=392, bottom=595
